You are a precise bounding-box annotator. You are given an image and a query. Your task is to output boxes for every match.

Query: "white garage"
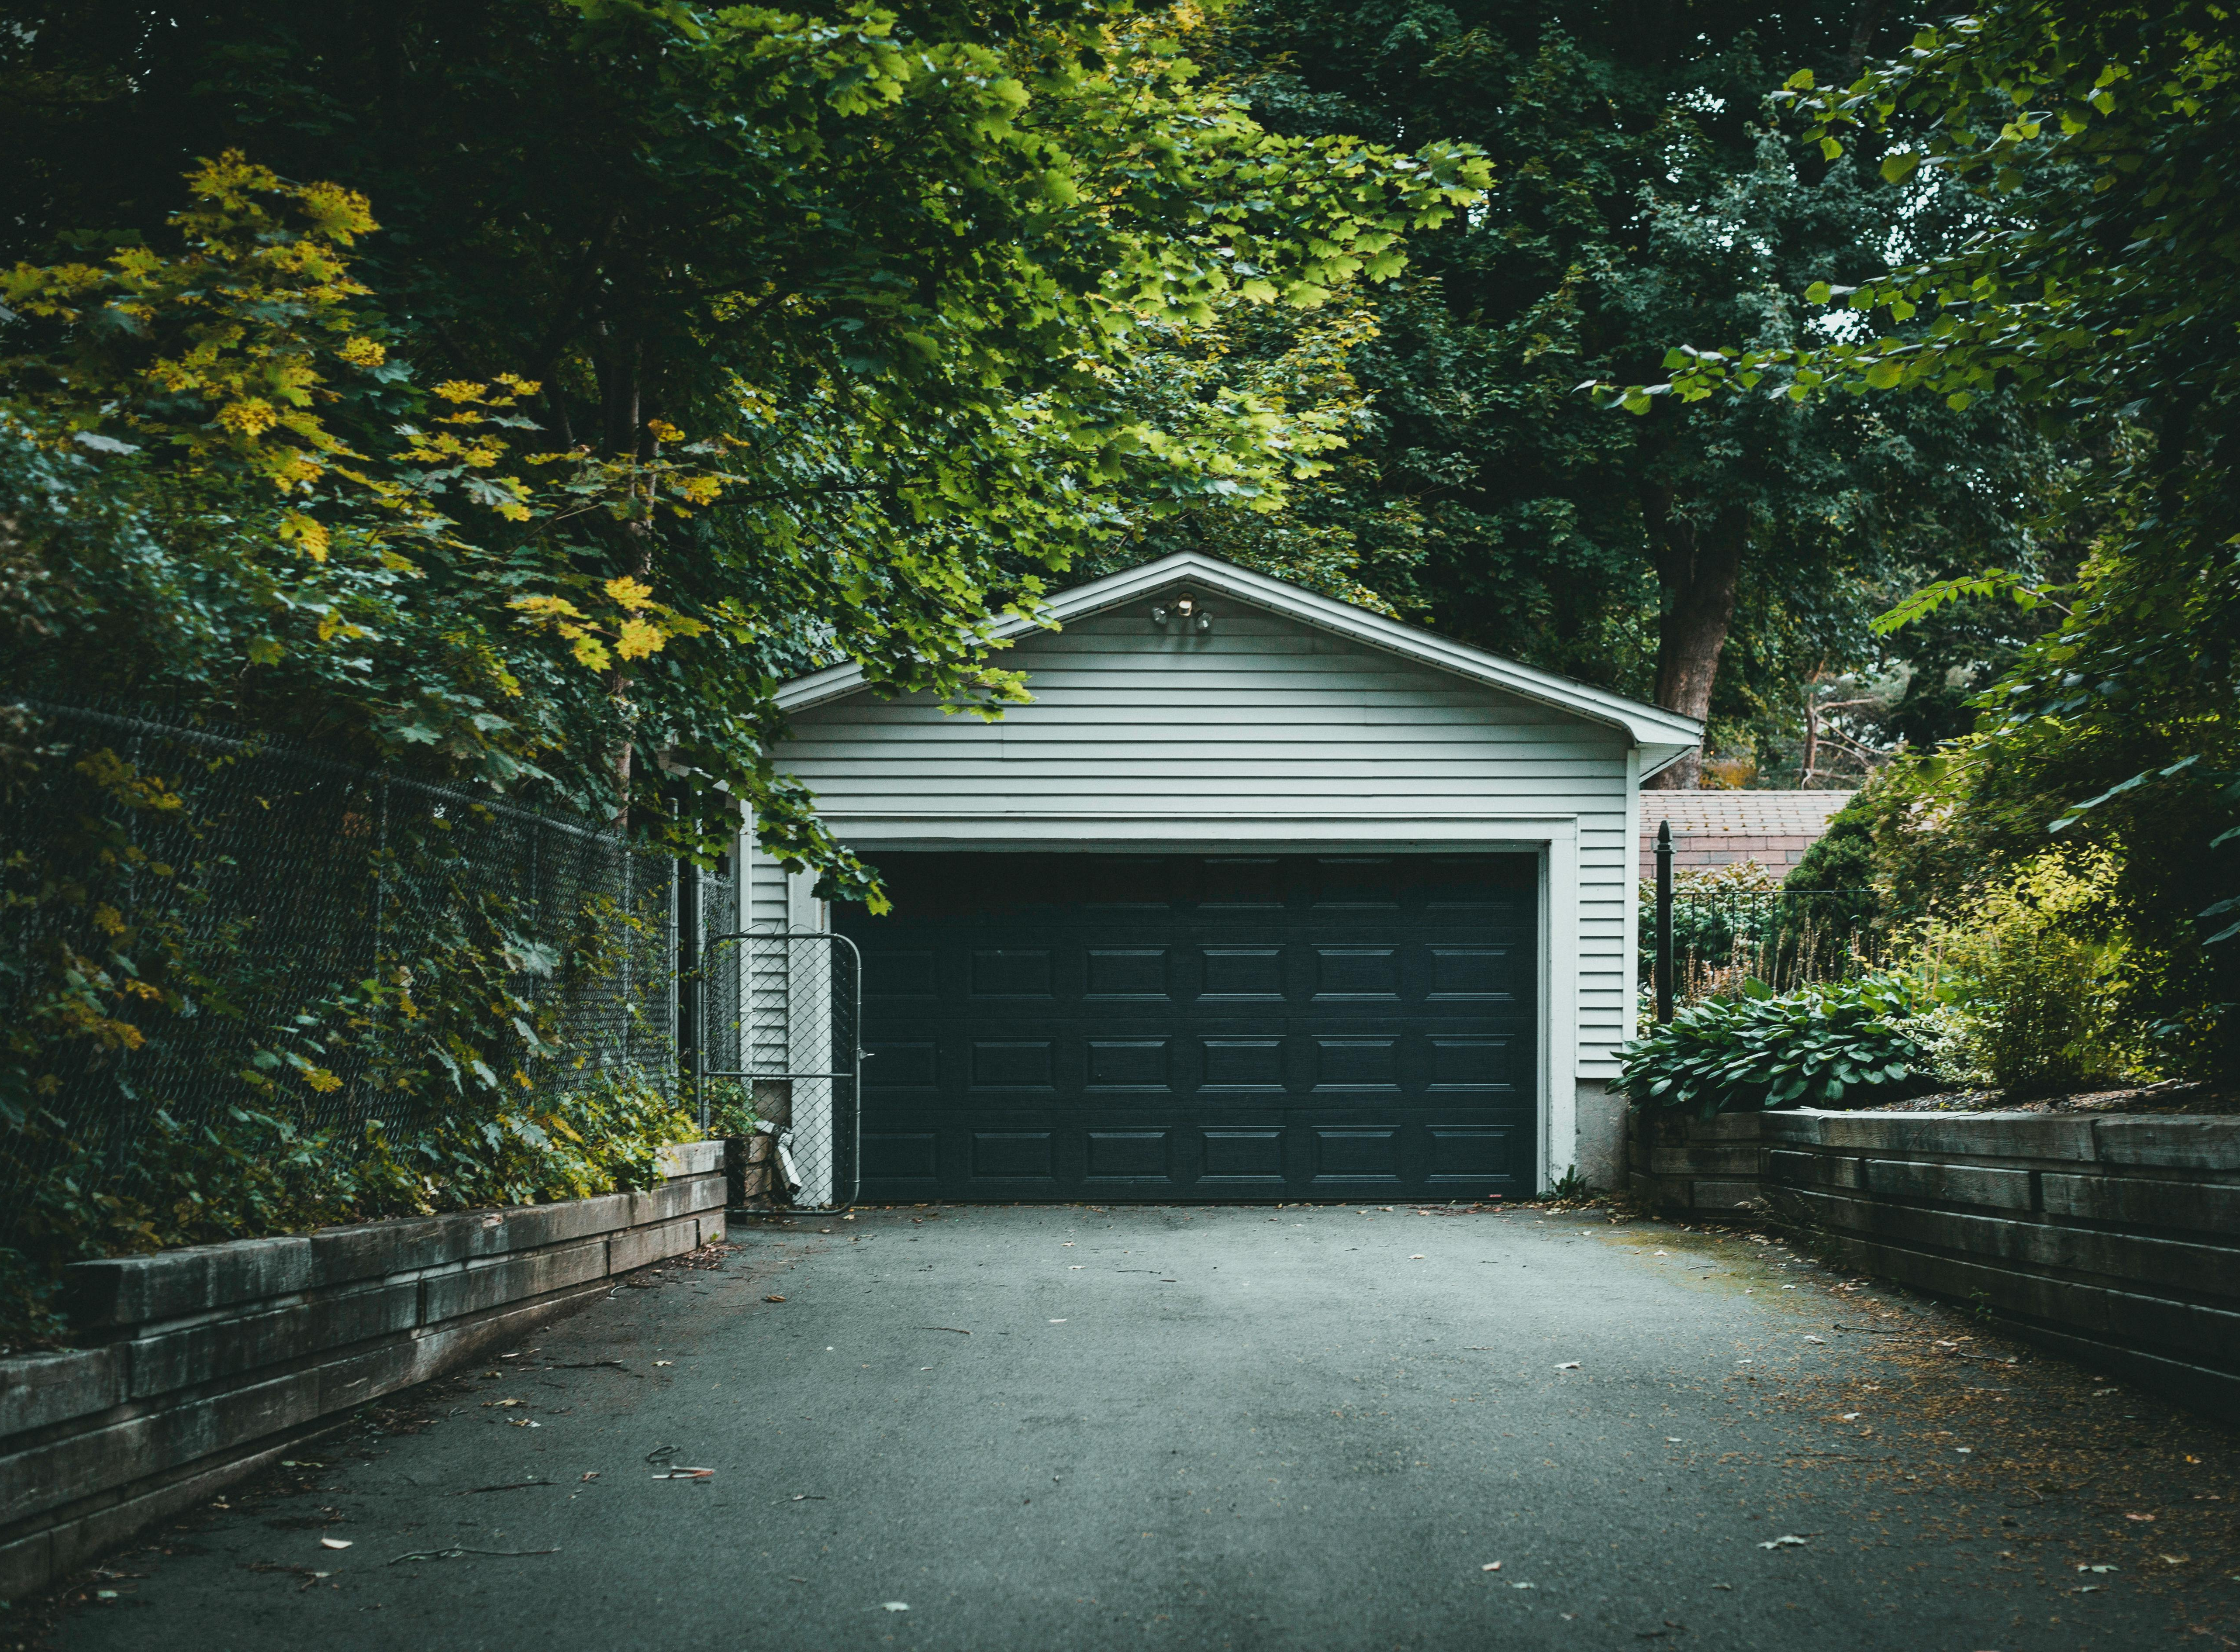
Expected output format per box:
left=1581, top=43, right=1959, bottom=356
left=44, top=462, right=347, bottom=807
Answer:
left=738, top=552, right=1698, bottom=1202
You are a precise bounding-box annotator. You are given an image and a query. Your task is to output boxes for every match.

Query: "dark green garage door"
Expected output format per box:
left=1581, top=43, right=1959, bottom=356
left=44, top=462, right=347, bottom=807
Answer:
left=836, top=853, right=1537, bottom=1202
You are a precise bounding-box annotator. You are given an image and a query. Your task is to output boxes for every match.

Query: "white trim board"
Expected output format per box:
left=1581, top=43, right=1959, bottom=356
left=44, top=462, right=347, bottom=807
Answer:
left=811, top=814, right=1581, bottom=1194
left=777, top=550, right=1700, bottom=776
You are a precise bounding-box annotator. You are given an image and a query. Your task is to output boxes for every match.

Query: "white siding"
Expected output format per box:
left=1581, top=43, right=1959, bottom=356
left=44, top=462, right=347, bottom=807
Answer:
left=748, top=600, right=1641, bottom=1096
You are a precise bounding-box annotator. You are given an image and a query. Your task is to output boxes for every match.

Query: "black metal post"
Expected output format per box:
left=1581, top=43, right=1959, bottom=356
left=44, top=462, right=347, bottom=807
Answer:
left=1654, top=819, right=1675, bottom=1024
left=677, top=856, right=701, bottom=1127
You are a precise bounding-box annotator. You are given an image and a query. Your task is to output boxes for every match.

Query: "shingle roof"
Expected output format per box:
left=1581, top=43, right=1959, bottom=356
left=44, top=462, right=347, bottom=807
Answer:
left=1638, top=790, right=1855, bottom=876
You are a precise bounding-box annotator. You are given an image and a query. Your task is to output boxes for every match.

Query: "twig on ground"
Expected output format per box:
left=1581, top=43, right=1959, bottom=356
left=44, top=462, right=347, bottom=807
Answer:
left=454, top=1481, right=561, bottom=1496
left=386, top=1546, right=560, bottom=1565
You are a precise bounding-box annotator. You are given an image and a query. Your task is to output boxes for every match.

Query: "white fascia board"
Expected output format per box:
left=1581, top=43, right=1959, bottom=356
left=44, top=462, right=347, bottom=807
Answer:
left=773, top=550, right=1704, bottom=752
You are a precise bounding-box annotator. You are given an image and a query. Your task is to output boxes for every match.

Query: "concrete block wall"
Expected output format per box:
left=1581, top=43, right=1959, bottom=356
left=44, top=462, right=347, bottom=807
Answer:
left=0, top=1141, right=726, bottom=1602
left=1628, top=1108, right=2240, bottom=1413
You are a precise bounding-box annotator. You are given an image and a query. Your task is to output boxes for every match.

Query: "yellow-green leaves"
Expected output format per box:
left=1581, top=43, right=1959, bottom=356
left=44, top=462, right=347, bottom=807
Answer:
left=507, top=573, right=707, bottom=674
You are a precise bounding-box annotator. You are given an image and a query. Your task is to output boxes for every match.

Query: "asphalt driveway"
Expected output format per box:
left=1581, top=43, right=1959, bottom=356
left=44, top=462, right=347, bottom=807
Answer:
left=38, top=1204, right=2240, bottom=1651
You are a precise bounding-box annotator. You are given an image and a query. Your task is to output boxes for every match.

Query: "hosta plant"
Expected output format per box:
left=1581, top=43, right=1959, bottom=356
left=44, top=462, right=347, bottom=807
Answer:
left=1619, top=973, right=1933, bottom=1118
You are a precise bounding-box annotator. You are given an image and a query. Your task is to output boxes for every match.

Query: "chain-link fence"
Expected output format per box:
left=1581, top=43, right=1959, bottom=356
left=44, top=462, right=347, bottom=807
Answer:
left=0, top=697, right=725, bottom=1253
left=1639, top=885, right=1883, bottom=1004
left=697, top=930, right=860, bottom=1208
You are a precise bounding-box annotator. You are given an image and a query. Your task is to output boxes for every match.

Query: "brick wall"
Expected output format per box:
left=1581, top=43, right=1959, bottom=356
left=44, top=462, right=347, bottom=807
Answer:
left=0, top=1142, right=727, bottom=1601
left=1627, top=1108, right=2240, bottom=1414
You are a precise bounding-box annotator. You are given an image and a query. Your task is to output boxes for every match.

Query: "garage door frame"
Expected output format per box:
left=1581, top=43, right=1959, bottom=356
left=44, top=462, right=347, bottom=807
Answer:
left=784, top=815, right=1580, bottom=1194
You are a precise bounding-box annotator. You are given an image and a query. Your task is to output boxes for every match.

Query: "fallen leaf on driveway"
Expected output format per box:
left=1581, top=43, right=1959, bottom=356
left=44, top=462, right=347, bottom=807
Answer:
left=1758, top=1535, right=1809, bottom=1549
left=1555, top=1361, right=1581, bottom=1371
left=764, top=1295, right=787, bottom=1304
left=319, top=1539, right=352, bottom=1550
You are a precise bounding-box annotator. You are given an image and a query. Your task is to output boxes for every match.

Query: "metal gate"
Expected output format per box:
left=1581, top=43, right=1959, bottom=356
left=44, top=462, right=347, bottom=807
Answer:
left=697, top=928, right=863, bottom=1209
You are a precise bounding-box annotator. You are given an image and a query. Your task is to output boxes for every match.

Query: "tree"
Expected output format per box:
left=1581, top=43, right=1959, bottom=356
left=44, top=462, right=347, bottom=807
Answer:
left=2, top=0, right=1488, bottom=893
left=1644, top=2, right=2240, bottom=1076
left=1229, top=0, right=2067, bottom=787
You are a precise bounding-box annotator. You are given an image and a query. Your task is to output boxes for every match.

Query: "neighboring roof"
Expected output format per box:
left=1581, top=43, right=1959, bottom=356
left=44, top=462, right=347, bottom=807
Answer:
left=1637, top=790, right=1856, bottom=876
left=776, top=551, right=1704, bottom=771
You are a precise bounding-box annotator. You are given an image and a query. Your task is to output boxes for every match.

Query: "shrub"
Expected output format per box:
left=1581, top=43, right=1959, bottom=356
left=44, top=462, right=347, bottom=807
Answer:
left=0, top=1071, right=701, bottom=1350
left=1899, top=850, right=2145, bottom=1095
left=1619, top=973, right=1933, bottom=1118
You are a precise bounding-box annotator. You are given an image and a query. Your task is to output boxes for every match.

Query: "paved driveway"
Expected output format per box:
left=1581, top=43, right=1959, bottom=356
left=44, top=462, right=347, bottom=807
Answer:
left=44, top=1205, right=2240, bottom=1651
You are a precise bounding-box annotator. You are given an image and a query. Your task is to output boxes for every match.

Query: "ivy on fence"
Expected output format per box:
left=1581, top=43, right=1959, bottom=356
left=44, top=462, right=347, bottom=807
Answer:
left=0, top=699, right=717, bottom=1347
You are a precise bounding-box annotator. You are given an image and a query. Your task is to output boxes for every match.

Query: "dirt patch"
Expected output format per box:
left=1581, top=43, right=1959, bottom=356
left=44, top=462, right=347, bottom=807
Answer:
left=1873, top=1078, right=2235, bottom=1116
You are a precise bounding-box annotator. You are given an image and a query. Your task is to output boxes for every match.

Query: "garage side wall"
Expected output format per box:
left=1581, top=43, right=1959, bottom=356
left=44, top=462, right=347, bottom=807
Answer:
left=750, top=599, right=1639, bottom=1181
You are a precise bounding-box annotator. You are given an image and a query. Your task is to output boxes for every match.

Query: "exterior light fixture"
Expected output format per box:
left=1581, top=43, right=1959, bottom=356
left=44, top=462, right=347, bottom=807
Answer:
left=1150, top=592, right=1213, bottom=634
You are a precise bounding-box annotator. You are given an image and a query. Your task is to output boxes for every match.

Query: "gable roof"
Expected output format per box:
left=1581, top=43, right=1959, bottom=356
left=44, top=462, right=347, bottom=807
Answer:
left=776, top=551, right=1704, bottom=775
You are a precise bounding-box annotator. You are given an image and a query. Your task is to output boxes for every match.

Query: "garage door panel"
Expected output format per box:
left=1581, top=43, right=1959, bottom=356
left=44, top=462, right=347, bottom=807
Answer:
left=1427, top=1126, right=1521, bottom=1181
left=1308, top=1036, right=1402, bottom=1091
left=1199, top=947, right=1285, bottom=999
left=1200, top=1128, right=1285, bottom=1183
left=840, top=853, right=1537, bottom=1201
left=1310, top=1127, right=1403, bottom=1183
left=1084, top=1038, right=1174, bottom=1092
left=970, top=1130, right=1057, bottom=1182
left=1200, top=1037, right=1285, bottom=1092
left=968, top=1039, right=1056, bottom=1090
left=970, top=948, right=1055, bottom=999
left=1083, top=1129, right=1177, bottom=1183
left=1084, top=948, right=1171, bottom=999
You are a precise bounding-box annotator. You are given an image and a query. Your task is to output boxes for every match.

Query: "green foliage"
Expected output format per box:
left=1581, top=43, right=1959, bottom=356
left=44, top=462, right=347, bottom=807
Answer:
left=1784, top=800, right=1877, bottom=898
left=1899, top=852, right=2143, bottom=1097
left=1619, top=973, right=1932, bottom=1118
left=1228, top=0, right=2070, bottom=768
left=700, top=1080, right=764, bottom=1141
left=1, top=1071, right=696, bottom=1349
left=0, top=703, right=705, bottom=1350
left=1620, top=3, right=2240, bottom=1076
left=2, top=3, right=1488, bottom=902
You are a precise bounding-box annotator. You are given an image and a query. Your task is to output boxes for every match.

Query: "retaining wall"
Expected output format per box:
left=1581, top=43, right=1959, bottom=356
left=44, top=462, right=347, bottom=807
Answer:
left=0, top=1140, right=726, bottom=1602
left=1628, top=1107, right=2240, bottom=1412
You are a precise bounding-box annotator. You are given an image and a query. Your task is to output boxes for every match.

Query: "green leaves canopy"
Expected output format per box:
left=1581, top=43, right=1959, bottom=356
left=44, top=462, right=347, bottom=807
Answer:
left=1615, top=2, right=2240, bottom=1076
left=1, top=0, right=1488, bottom=897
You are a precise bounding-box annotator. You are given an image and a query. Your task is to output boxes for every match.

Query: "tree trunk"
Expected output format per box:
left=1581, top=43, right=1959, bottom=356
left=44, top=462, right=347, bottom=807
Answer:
left=1643, top=491, right=1748, bottom=792
left=1844, top=0, right=1887, bottom=74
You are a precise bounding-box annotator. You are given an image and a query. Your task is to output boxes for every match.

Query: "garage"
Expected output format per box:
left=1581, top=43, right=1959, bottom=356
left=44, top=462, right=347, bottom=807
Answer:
left=837, top=850, right=1537, bottom=1202
left=743, top=551, right=1699, bottom=1201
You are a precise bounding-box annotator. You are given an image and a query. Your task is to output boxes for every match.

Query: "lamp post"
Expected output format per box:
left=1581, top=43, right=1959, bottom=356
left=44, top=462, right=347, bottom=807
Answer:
left=1654, top=819, right=1674, bottom=1024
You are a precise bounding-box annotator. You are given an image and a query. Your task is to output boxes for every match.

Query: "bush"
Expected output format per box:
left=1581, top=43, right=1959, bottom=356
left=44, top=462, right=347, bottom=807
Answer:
left=1619, top=973, right=1933, bottom=1118
left=1898, top=851, right=2145, bottom=1095
left=0, top=1069, right=702, bottom=1349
